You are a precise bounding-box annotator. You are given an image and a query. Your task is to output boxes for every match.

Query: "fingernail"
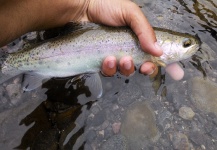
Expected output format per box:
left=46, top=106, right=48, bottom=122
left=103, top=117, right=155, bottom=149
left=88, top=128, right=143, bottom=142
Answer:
left=124, top=61, right=132, bottom=70
left=108, top=60, right=115, bottom=69
left=148, top=66, right=157, bottom=75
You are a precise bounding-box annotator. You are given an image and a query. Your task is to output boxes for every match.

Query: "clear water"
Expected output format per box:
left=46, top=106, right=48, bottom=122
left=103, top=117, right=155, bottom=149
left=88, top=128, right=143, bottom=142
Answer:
left=0, top=0, right=217, bottom=149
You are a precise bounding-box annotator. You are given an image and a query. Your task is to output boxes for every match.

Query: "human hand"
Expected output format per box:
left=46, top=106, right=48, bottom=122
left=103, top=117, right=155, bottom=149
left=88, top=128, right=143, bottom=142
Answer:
left=84, top=0, right=163, bottom=76
left=80, top=0, right=184, bottom=79
left=0, top=0, right=184, bottom=79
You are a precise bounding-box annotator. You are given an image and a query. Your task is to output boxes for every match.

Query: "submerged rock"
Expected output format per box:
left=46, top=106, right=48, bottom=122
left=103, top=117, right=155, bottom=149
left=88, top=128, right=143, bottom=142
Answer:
left=6, top=83, right=22, bottom=105
left=169, top=132, right=191, bottom=150
left=100, top=134, right=127, bottom=150
left=188, top=131, right=206, bottom=146
left=189, top=77, right=217, bottom=115
left=112, top=122, right=121, bottom=134
left=121, top=101, right=159, bottom=149
left=117, top=82, right=142, bottom=106
left=179, top=106, right=195, bottom=120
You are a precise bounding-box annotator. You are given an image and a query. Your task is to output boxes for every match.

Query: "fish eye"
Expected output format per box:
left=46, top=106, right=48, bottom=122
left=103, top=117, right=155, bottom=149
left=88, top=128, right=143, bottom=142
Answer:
left=182, top=38, right=192, bottom=48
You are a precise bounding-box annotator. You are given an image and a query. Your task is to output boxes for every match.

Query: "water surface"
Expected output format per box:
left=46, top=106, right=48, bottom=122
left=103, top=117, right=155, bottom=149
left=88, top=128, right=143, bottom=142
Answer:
left=0, top=0, right=217, bottom=149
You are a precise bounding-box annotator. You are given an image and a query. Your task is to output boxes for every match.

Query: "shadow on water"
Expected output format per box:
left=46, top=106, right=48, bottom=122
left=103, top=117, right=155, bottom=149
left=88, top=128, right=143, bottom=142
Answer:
left=15, top=77, right=95, bottom=150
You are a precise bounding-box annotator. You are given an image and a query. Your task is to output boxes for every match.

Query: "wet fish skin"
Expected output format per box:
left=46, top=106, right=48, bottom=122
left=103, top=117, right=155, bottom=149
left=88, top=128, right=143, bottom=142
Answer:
left=153, top=27, right=200, bottom=65
left=1, top=24, right=200, bottom=79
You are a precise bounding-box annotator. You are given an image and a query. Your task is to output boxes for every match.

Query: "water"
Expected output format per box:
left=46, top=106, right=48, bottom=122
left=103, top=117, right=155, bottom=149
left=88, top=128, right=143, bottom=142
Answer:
left=0, top=0, right=217, bottom=149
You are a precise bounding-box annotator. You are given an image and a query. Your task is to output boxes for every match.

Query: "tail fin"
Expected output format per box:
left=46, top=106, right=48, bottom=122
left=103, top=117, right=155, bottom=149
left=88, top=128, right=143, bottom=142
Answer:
left=0, top=48, right=8, bottom=65
left=0, top=50, right=16, bottom=84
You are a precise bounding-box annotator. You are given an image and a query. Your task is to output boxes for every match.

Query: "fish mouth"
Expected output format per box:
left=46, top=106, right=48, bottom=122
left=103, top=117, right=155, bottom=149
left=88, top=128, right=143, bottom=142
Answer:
left=186, top=44, right=200, bottom=56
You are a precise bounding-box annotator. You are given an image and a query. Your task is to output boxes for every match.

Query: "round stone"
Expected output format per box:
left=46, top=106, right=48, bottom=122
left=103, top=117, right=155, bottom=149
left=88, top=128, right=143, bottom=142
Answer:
left=179, top=106, right=195, bottom=120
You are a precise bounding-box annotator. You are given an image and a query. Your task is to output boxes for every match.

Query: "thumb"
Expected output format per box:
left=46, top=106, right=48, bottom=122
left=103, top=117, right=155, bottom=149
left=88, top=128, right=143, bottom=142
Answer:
left=122, top=1, right=163, bottom=56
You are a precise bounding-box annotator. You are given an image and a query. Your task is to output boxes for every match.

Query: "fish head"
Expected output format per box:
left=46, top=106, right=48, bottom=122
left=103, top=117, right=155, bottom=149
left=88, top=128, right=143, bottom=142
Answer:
left=157, top=33, right=200, bottom=65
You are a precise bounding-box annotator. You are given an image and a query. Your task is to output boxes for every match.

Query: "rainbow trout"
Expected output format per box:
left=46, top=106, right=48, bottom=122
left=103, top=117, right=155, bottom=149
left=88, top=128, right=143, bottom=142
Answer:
left=0, top=23, right=200, bottom=95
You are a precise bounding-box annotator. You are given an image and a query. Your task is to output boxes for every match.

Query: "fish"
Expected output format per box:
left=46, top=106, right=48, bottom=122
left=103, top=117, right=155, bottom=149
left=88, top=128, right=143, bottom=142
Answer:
left=0, top=23, right=201, bottom=97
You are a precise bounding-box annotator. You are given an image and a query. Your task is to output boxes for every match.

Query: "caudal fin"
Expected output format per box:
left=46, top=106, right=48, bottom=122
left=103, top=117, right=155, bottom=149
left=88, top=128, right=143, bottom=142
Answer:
left=0, top=50, right=19, bottom=84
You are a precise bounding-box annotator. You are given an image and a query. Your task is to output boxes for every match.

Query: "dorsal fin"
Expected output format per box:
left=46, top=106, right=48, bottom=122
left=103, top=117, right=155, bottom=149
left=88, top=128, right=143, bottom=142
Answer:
left=60, top=21, right=100, bottom=35
left=41, top=22, right=100, bottom=40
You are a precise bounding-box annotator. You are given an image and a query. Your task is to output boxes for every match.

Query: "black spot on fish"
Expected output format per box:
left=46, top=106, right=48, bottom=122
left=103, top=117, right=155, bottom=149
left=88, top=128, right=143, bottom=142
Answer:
left=39, top=61, right=43, bottom=65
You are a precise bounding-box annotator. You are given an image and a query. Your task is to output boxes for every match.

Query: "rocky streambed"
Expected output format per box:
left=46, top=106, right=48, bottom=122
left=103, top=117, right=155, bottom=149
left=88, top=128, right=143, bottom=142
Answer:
left=0, top=0, right=217, bottom=150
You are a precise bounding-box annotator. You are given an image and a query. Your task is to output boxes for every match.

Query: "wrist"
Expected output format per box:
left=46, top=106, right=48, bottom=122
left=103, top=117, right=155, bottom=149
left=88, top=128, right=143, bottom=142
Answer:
left=0, top=0, right=90, bottom=46
left=31, top=0, right=90, bottom=30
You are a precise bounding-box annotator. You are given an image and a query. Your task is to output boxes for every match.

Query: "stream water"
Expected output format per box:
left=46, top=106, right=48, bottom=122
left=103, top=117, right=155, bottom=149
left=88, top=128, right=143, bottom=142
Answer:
left=0, top=0, right=217, bottom=149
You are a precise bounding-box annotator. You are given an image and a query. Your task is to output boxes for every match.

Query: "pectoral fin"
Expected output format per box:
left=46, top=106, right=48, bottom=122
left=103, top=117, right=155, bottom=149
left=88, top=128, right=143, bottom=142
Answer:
left=151, top=56, right=166, bottom=67
left=22, top=73, right=49, bottom=91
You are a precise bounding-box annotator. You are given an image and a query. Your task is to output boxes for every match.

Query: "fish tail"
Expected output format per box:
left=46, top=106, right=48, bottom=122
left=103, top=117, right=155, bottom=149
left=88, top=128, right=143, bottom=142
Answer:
left=0, top=51, right=17, bottom=84
left=0, top=49, right=8, bottom=66
left=0, top=52, right=8, bottom=84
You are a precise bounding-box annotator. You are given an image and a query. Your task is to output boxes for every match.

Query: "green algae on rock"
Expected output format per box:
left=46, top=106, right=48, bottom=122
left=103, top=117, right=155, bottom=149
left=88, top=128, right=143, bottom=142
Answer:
left=121, top=100, right=159, bottom=149
left=179, top=106, right=195, bottom=120
left=189, top=77, right=217, bottom=115
left=100, top=134, right=127, bottom=150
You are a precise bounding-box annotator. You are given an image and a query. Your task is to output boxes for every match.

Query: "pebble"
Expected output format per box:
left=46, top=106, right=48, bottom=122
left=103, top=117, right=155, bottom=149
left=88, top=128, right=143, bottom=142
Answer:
left=91, top=105, right=101, bottom=115
left=121, top=101, right=159, bottom=149
left=91, top=111, right=106, bottom=127
left=210, top=127, right=217, bottom=139
left=179, top=106, right=195, bottom=120
left=100, top=134, right=127, bottom=150
left=86, top=130, right=96, bottom=143
left=117, top=83, right=142, bottom=106
left=98, top=130, right=104, bottom=138
left=157, top=109, right=172, bottom=127
left=112, top=122, right=121, bottom=134
left=95, top=120, right=110, bottom=131
left=6, top=84, right=21, bottom=98
left=6, top=84, right=22, bottom=105
left=189, top=131, right=206, bottom=146
left=112, top=104, right=119, bottom=111
left=169, top=132, right=191, bottom=150
left=1, top=97, right=7, bottom=104
left=204, top=120, right=214, bottom=133
left=190, top=77, right=217, bottom=115
left=201, top=145, right=206, bottom=149
left=13, top=77, right=21, bottom=84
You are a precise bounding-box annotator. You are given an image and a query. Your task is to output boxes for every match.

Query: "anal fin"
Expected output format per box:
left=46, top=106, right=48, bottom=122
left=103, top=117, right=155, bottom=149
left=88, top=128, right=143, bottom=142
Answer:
left=71, top=73, right=103, bottom=98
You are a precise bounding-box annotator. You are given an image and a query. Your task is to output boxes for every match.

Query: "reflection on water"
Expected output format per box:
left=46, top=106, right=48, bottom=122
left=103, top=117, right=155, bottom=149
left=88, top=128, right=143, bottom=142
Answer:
left=176, top=0, right=217, bottom=41
left=0, top=0, right=217, bottom=150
